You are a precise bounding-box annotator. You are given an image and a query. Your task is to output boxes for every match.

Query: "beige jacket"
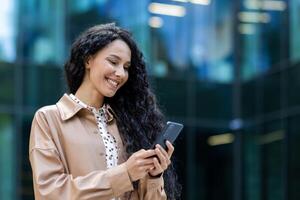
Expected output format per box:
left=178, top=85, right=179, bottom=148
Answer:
left=29, top=94, right=167, bottom=200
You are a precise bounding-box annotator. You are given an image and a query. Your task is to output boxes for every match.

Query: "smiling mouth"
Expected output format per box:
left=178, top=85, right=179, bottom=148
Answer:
left=106, top=78, right=119, bottom=88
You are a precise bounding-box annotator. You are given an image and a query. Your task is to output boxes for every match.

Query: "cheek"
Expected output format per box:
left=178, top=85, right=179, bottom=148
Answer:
left=119, top=74, right=129, bottom=88
left=124, top=74, right=129, bottom=84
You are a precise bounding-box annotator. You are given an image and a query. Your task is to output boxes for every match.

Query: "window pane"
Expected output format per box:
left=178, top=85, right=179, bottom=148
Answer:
left=21, top=113, right=35, bottom=199
left=21, top=0, right=65, bottom=65
left=0, top=114, right=14, bottom=200
left=23, top=64, right=64, bottom=107
left=239, top=0, right=288, bottom=80
left=242, top=79, right=257, bottom=118
left=243, top=126, right=262, bottom=200
left=0, top=0, right=17, bottom=62
left=290, top=0, right=300, bottom=64
left=263, top=122, right=284, bottom=200
left=243, top=121, right=285, bottom=200
left=263, top=73, right=281, bottom=114
left=153, top=78, right=188, bottom=117
left=150, top=0, right=234, bottom=82
left=193, top=128, right=233, bottom=200
left=288, top=116, right=300, bottom=200
left=0, top=63, right=14, bottom=105
left=196, top=82, right=232, bottom=119
left=286, top=63, right=300, bottom=108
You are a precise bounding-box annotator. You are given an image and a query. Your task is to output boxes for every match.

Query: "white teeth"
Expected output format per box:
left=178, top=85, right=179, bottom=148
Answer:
left=107, top=78, right=118, bottom=88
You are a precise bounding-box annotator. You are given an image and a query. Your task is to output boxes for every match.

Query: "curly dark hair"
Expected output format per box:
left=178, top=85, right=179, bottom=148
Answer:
left=64, top=23, right=181, bottom=199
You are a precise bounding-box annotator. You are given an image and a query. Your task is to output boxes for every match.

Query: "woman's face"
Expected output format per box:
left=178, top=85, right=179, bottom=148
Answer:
left=84, top=39, right=131, bottom=97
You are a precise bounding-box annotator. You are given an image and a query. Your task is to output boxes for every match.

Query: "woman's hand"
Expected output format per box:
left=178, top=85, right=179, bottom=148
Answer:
left=125, top=149, right=156, bottom=182
left=148, top=140, right=174, bottom=177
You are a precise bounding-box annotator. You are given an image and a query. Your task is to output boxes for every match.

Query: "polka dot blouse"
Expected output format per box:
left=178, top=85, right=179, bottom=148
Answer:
left=69, top=94, right=119, bottom=169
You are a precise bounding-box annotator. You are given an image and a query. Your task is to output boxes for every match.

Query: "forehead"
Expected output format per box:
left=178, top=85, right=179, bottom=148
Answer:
left=97, top=39, right=131, bottom=61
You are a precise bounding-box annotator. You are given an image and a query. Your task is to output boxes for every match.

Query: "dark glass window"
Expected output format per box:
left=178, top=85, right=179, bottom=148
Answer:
left=0, top=63, right=14, bottom=105
left=22, top=64, right=64, bottom=108
left=0, top=114, right=14, bottom=199
left=288, top=116, right=300, bottom=200
left=262, top=73, right=281, bottom=114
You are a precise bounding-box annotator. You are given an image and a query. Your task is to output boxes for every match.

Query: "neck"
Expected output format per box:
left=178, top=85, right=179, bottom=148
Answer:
left=74, top=82, right=104, bottom=109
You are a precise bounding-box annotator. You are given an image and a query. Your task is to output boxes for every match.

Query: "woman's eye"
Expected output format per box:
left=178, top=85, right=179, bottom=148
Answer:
left=108, top=59, right=117, bottom=65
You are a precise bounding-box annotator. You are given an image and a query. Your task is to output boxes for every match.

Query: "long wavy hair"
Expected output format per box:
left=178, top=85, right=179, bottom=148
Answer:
left=64, top=23, right=181, bottom=199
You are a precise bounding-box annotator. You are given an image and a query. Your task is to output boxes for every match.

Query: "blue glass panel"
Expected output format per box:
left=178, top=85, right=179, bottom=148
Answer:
left=149, top=0, right=234, bottom=82
left=21, top=0, right=65, bottom=65
left=290, top=0, right=300, bottom=64
left=0, top=0, right=17, bottom=62
left=239, top=0, right=288, bottom=80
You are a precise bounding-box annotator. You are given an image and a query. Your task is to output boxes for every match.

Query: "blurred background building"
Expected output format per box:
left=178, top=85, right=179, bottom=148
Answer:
left=0, top=0, right=299, bottom=199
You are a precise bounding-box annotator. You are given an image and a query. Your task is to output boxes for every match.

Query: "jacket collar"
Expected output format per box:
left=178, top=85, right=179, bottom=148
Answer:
left=56, top=93, right=114, bottom=122
left=56, top=94, right=83, bottom=121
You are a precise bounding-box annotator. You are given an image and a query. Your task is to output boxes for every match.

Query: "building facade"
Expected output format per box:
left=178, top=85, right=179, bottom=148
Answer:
left=0, top=0, right=299, bottom=199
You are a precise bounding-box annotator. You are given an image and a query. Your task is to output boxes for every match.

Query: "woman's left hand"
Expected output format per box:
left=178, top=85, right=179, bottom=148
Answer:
left=148, top=140, right=174, bottom=177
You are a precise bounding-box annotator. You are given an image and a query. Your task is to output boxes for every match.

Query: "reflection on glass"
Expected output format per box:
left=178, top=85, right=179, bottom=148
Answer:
left=22, top=0, right=65, bottom=65
left=240, top=0, right=288, bottom=81
left=194, top=130, right=233, bottom=200
left=290, top=0, right=300, bottom=64
left=243, top=125, right=285, bottom=200
left=0, top=0, right=16, bottom=62
left=243, top=129, right=262, bottom=200
left=150, top=0, right=234, bottom=82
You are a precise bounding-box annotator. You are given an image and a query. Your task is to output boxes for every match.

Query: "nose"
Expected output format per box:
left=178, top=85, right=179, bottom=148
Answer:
left=115, top=66, right=126, bottom=77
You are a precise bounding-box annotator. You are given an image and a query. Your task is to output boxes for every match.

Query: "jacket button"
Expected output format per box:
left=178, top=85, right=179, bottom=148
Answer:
left=151, top=183, right=157, bottom=187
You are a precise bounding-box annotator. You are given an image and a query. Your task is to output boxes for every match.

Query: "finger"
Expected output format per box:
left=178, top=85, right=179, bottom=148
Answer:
left=139, top=163, right=154, bottom=168
left=156, top=144, right=169, bottom=159
left=166, top=141, right=174, bottom=157
left=139, top=164, right=155, bottom=172
left=158, top=147, right=171, bottom=168
left=138, top=158, right=155, bottom=166
left=138, top=149, right=156, bottom=158
left=155, top=148, right=167, bottom=169
left=153, top=157, right=162, bottom=171
left=156, top=145, right=171, bottom=166
left=132, top=149, right=145, bottom=159
left=136, top=149, right=146, bottom=154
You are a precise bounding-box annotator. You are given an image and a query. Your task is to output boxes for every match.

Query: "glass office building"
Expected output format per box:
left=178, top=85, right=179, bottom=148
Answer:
left=0, top=0, right=299, bottom=199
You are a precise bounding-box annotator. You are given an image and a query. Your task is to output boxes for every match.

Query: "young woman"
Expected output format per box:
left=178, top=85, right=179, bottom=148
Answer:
left=29, top=23, right=181, bottom=200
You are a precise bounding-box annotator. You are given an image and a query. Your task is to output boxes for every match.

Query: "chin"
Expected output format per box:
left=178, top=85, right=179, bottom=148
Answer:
left=104, top=91, right=117, bottom=98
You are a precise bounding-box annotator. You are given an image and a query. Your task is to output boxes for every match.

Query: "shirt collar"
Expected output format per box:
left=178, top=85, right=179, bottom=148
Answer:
left=56, top=93, right=114, bottom=123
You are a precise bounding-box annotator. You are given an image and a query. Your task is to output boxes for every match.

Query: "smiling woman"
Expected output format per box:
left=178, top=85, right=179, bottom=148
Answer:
left=77, top=39, right=131, bottom=105
left=29, top=23, right=181, bottom=200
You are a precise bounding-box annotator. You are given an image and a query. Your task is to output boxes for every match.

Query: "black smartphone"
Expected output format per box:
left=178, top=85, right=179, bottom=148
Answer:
left=152, top=121, right=184, bottom=150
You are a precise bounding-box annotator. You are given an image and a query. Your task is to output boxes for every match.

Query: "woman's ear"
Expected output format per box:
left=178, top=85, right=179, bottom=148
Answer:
left=85, top=56, right=92, bottom=69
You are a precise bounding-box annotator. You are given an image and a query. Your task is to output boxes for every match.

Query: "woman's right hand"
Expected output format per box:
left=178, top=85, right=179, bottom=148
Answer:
left=125, top=149, right=156, bottom=182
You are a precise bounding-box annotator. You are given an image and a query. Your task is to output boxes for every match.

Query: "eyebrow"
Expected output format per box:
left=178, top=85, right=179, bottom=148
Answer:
left=108, top=54, right=131, bottom=65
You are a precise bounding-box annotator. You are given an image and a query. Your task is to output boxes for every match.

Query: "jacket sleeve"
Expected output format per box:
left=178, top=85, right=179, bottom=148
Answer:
left=138, top=174, right=167, bottom=200
left=29, top=111, right=134, bottom=200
